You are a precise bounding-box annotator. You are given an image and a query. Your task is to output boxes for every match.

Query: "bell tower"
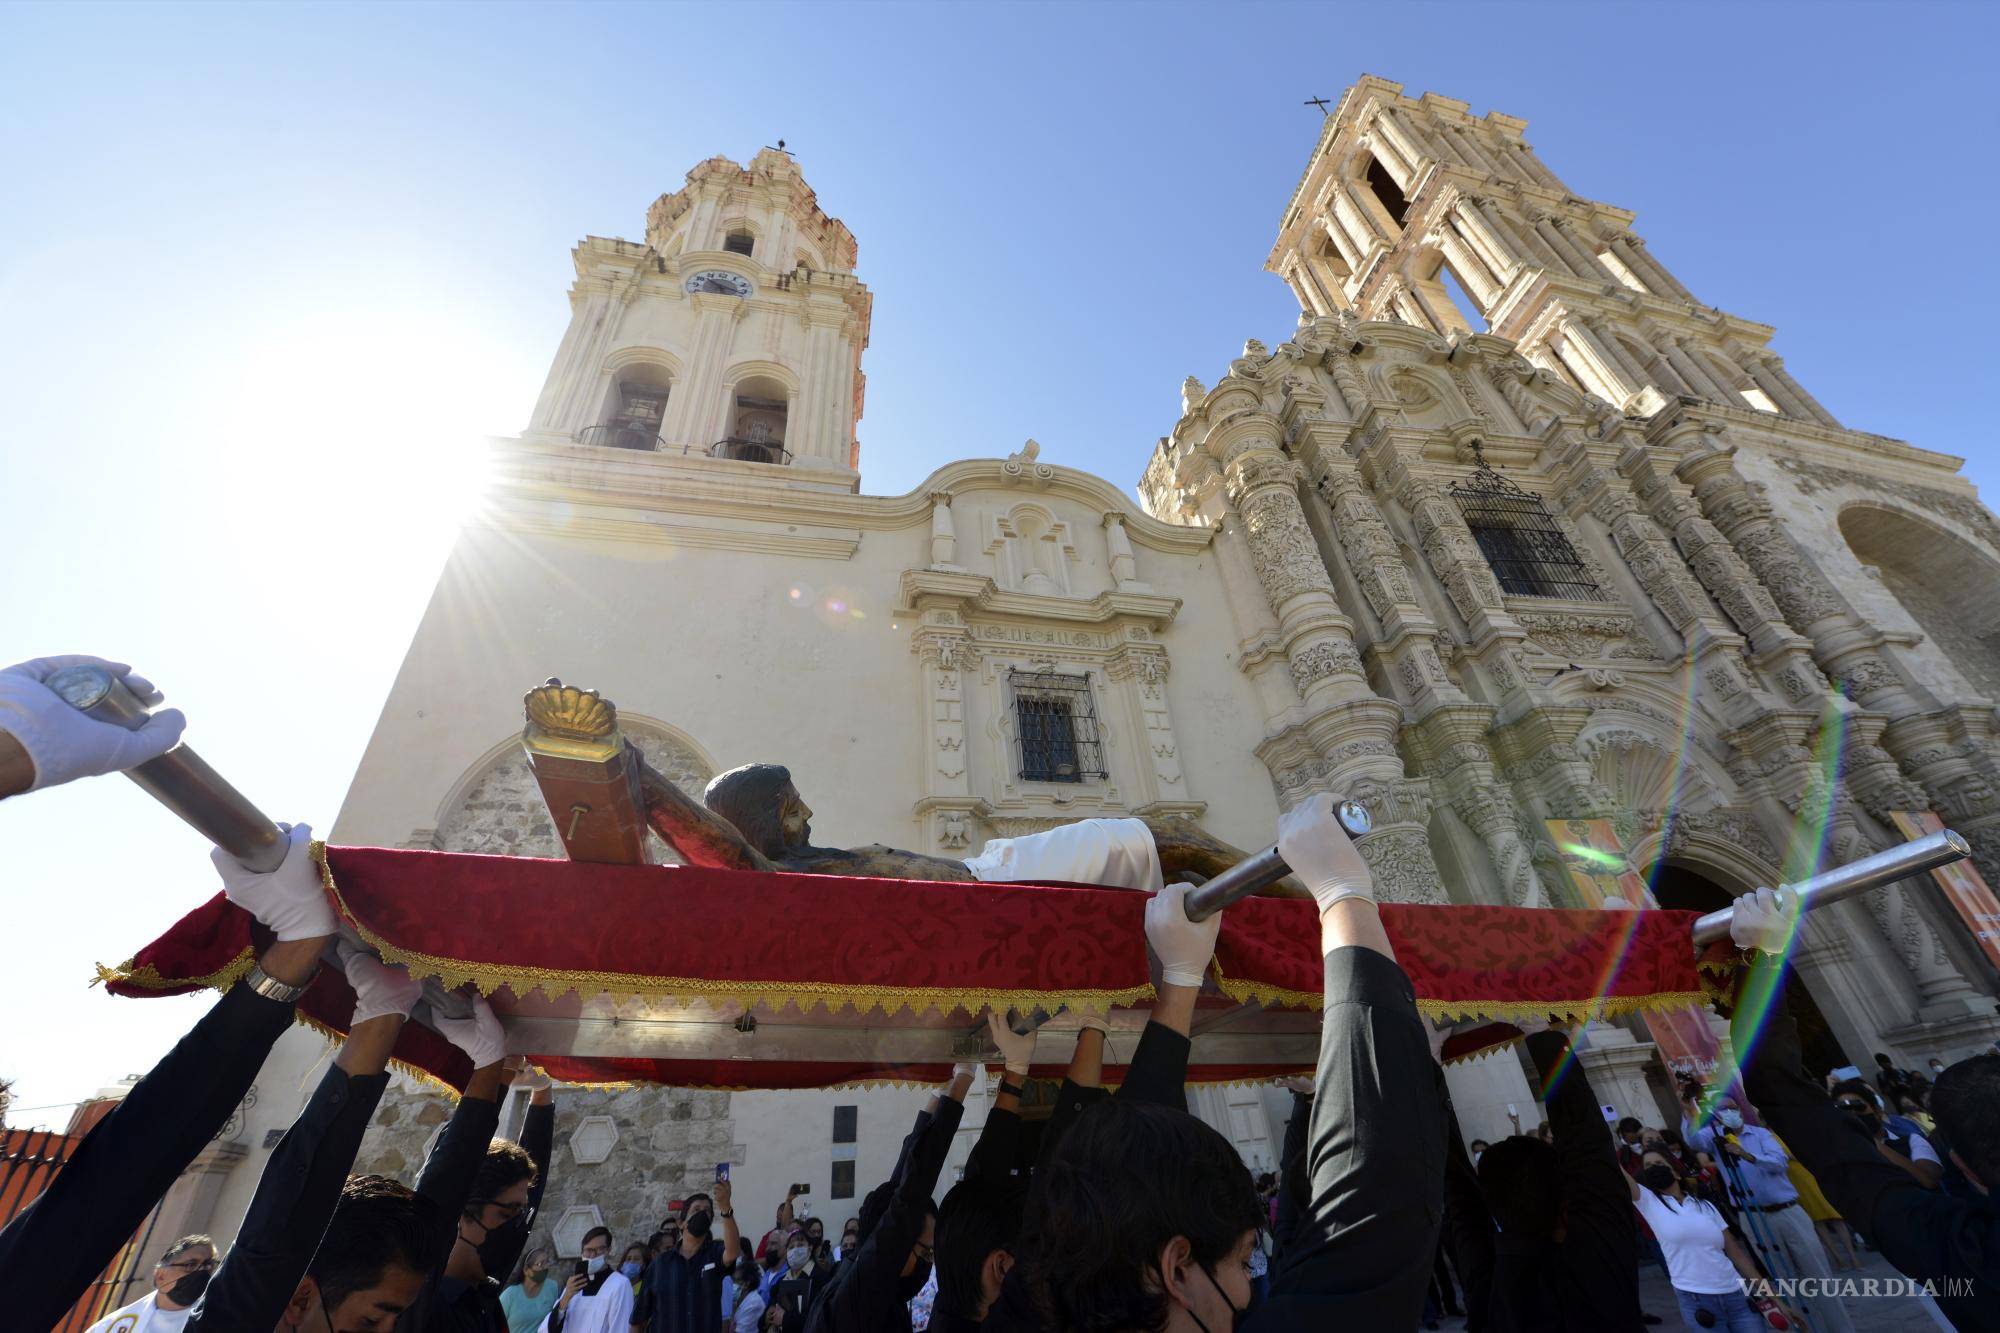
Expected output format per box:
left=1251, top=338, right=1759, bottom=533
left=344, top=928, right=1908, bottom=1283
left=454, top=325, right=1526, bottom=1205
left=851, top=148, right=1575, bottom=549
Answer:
left=1268, top=76, right=1840, bottom=428
left=522, top=147, right=873, bottom=485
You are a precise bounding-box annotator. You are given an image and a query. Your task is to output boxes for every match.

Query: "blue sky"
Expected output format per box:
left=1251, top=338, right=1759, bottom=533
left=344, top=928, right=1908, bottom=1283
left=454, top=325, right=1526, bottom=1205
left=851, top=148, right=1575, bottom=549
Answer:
left=2, top=0, right=1995, bottom=1116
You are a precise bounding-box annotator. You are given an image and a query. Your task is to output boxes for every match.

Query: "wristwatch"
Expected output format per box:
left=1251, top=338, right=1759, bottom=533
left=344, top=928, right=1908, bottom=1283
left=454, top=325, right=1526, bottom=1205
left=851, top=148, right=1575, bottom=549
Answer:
left=241, top=962, right=316, bottom=1005
left=717, top=1211, right=733, bottom=1219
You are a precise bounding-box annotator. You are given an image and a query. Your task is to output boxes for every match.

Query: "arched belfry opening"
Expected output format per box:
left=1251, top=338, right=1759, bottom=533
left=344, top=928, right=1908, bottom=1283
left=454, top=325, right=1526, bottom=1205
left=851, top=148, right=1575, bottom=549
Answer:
left=1360, top=153, right=1412, bottom=228
left=1648, top=861, right=1850, bottom=1077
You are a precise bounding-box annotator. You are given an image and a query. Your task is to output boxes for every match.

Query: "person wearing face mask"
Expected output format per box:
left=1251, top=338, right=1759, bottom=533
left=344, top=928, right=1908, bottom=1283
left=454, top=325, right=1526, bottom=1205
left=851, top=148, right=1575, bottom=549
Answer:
left=501, top=1249, right=561, bottom=1333
left=632, top=1180, right=742, bottom=1333
left=541, top=1227, right=632, bottom=1333
left=619, top=1244, right=650, bottom=1301
left=721, top=1257, right=766, bottom=1333
left=1829, top=1081, right=1944, bottom=1191
left=803, top=1067, right=973, bottom=1333
left=1628, top=1148, right=1777, bottom=1332
left=1678, top=1088, right=1854, bottom=1333
left=182, top=954, right=432, bottom=1331
left=391, top=1008, right=551, bottom=1333
left=85, top=1236, right=215, bottom=1333
left=766, top=1228, right=832, bottom=1332
left=1010, top=800, right=1448, bottom=1331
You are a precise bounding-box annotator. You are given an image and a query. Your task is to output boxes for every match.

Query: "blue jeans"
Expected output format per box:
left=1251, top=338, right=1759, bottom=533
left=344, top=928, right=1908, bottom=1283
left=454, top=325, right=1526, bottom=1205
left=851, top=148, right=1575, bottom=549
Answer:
left=1674, top=1287, right=1764, bottom=1333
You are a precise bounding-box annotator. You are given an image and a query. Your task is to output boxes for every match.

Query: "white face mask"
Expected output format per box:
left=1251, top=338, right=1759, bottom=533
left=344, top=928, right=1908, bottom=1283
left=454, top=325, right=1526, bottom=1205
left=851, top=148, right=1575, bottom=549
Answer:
left=1717, top=1109, right=1744, bottom=1130
left=787, top=1246, right=810, bottom=1271
left=586, top=1254, right=609, bottom=1275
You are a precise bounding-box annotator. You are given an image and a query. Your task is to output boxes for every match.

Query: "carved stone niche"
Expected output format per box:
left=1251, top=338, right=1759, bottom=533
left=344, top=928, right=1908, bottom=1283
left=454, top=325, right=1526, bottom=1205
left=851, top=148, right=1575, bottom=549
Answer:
left=551, top=1204, right=606, bottom=1257
left=569, top=1115, right=620, bottom=1166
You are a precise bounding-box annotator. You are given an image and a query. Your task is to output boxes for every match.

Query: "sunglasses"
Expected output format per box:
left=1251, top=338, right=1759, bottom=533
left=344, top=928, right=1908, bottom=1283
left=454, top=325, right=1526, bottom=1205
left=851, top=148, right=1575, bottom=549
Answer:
left=162, top=1257, right=217, bottom=1273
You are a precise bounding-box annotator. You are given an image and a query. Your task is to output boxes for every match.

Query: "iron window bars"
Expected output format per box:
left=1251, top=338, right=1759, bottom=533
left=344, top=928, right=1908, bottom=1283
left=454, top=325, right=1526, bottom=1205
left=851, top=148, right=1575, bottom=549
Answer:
left=1010, top=669, right=1107, bottom=783
left=1449, top=448, right=1602, bottom=600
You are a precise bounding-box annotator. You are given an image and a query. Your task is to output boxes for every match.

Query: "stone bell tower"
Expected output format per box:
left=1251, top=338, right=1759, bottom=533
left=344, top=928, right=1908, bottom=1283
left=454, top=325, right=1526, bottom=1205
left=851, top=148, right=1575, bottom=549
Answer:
left=521, top=146, right=873, bottom=484
left=1268, top=75, right=1840, bottom=428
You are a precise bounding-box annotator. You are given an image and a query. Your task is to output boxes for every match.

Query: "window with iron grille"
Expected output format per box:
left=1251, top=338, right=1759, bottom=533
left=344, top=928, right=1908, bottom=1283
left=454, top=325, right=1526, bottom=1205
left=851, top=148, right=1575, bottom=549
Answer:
left=1449, top=450, right=1602, bottom=600
left=1010, top=670, right=1107, bottom=783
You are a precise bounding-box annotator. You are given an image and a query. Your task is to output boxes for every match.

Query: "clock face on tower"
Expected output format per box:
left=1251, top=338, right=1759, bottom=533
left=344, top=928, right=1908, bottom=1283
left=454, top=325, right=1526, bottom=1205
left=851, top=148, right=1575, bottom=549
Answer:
left=686, top=270, right=753, bottom=298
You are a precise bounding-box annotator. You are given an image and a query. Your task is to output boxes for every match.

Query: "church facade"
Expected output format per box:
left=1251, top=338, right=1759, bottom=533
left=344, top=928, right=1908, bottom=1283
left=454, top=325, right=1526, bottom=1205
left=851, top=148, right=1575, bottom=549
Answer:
left=330, top=78, right=2000, bottom=1255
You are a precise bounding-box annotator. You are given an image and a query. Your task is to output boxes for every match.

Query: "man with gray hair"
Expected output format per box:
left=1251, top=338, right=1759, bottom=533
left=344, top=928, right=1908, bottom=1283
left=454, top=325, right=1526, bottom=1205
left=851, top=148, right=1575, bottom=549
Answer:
left=84, top=1234, right=215, bottom=1333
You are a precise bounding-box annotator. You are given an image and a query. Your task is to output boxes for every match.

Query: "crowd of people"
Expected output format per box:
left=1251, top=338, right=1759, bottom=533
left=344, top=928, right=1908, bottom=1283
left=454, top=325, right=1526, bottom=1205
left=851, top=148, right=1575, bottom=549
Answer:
left=2, top=655, right=1997, bottom=1333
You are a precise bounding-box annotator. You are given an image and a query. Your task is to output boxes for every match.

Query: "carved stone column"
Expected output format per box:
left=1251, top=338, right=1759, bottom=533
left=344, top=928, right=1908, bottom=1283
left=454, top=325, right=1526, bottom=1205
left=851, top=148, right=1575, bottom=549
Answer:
left=1192, top=373, right=1444, bottom=903
left=1755, top=353, right=1841, bottom=429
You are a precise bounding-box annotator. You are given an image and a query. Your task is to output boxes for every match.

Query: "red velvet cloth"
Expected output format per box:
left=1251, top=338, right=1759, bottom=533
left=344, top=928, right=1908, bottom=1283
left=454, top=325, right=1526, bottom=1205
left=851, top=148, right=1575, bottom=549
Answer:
left=101, top=846, right=1714, bottom=1091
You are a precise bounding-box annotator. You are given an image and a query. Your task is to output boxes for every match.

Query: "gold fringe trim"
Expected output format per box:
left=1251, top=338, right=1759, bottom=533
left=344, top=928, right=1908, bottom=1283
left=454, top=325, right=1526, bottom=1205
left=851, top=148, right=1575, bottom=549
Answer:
left=310, top=842, right=1153, bottom=1018
left=1213, top=958, right=1710, bottom=1029
left=291, top=1009, right=471, bottom=1100
left=93, top=946, right=257, bottom=994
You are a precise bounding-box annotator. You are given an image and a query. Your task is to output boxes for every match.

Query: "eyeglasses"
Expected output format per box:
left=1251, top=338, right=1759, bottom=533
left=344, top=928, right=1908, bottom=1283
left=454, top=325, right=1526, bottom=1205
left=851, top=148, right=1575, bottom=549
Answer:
left=480, top=1199, right=527, bottom=1219
left=162, top=1256, right=216, bottom=1273
left=1834, top=1099, right=1872, bottom=1113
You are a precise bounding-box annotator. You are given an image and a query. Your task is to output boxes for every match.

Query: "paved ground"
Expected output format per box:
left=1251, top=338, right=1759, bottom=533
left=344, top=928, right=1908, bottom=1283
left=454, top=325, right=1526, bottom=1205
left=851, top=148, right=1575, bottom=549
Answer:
left=1422, top=1247, right=1948, bottom=1332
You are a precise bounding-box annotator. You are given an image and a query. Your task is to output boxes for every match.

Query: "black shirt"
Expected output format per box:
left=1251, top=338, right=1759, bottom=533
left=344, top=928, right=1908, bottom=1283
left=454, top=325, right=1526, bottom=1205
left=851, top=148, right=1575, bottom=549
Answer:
left=637, top=1238, right=728, bottom=1333
left=0, top=979, right=296, bottom=1333
left=1748, top=1004, right=2000, bottom=1333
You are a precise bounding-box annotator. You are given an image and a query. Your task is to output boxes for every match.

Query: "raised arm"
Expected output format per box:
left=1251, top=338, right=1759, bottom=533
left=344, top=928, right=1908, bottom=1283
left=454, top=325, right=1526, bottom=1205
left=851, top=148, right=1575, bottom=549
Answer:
left=0, top=824, right=333, bottom=1331
left=0, top=655, right=185, bottom=798
left=829, top=1072, right=971, bottom=1326
left=1264, top=800, right=1445, bottom=1325
left=637, top=758, right=776, bottom=872
left=187, top=956, right=422, bottom=1330
left=1114, top=883, right=1222, bottom=1110
left=1520, top=1024, right=1636, bottom=1252
left=412, top=998, right=511, bottom=1278
left=965, top=1013, right=1032, bottom=1183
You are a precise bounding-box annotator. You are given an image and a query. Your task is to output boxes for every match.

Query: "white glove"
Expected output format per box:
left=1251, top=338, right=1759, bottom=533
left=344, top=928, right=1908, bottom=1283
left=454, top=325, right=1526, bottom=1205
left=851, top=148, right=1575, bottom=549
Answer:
left=1278, top=799, right=1376, bottom=912
left=1730, top=886, right=1800, bottom=954
left=1145, top=882, right=1221, bottom=988
left=951, top=1060, right=982, bottom=1084
left=0, top=656, right=186, bottom=791
left=505, top=1056, right=553, bottom=1091
left=342, top=951, right=422, bottom=1025
left=213, top=823, right=337, bottom=941
left=1075, top=1010, right=1110, bottom=1036
left=433, top=994, right=507, bottom=1068
left=988, top=1011, right=1036, bottom=1076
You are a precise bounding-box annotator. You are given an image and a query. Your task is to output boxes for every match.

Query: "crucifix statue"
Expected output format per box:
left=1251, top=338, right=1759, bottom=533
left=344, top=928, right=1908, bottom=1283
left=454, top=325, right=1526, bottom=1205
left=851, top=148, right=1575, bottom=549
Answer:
left=519, top=680, right=1309, bottom=897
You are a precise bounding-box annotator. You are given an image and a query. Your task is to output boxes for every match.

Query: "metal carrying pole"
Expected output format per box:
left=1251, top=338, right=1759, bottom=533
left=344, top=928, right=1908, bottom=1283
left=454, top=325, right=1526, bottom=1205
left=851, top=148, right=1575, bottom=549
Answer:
left=1688, top=829, right=1969, bottom=946
left=1182, top=797, right=1372, bottom=923
left=49, top=662, right=474, bottom=1021
left=45, top=663, right=288, bottom=871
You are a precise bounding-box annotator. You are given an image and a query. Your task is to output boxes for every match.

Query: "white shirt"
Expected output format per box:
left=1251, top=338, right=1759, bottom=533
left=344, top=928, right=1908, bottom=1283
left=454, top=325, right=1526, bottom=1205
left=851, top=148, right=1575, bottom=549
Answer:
left=86, top=1293, right=191, bottom=1333
left=1904, top=1131, right=1941, bottom=1166
left=540, top=1270, right=632, bottom=1333
left=1633, top=1187, right=1740, bottom=1295
left=730, top=1289, right=767, bottom=1333
left=963, top=817, right=1163, bottom=892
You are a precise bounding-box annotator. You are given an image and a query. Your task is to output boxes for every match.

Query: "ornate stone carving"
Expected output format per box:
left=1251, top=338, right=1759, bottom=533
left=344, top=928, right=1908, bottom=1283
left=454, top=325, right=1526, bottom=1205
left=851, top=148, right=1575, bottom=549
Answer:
left=1240, top=490, right=1330, bottom=609
left=1515, top=609, right=1657, bottom=662
left=1355, top=827, right=1448, bottom=904
left=1290, top=639, right=1365, bottom=691
left=1772, top=456, right=2000, bottom=554
left=936, top=810, right=974, bottom=850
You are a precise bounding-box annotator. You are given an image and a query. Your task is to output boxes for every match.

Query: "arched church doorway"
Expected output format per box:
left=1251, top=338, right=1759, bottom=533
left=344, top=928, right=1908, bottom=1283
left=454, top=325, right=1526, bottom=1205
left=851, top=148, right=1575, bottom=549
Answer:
left=1649, top=861, right=1850, bottom=1077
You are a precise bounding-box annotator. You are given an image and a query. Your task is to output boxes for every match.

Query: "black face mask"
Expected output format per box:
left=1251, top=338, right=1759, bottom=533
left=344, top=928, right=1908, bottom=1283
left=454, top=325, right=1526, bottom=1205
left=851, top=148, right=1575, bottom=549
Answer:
left=1844, top=1107, right=1882, bottom=1138
left=166, top=1268, right=213, bottom=1307
left=895, top=1260, right=931, bottom=1302
left=1189, top=1264, right=1244, bottom=1333
left=475, top=1212, right=530, bottom=1277
left=1639, top=1164, right=1678, bottom=1192
left=685, top=1211, right=713, bottom=1239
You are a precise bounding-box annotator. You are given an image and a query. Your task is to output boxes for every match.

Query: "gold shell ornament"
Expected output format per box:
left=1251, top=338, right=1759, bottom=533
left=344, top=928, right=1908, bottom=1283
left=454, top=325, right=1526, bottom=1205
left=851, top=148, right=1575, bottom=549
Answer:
left=522, top=679, right=623, bottom=760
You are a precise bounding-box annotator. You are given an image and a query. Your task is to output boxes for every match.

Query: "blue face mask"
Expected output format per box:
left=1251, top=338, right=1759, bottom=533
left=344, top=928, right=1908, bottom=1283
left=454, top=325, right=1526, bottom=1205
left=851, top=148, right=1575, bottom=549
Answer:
left=620, top=1260, right=643, bottom=1280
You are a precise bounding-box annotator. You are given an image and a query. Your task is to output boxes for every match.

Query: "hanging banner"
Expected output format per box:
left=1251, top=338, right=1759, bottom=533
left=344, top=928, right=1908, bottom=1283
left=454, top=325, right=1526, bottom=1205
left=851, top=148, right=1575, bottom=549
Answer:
left=1546, top=817, right=1722, bottom=1080
left=1888, top=810, right=2000, bottom=972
